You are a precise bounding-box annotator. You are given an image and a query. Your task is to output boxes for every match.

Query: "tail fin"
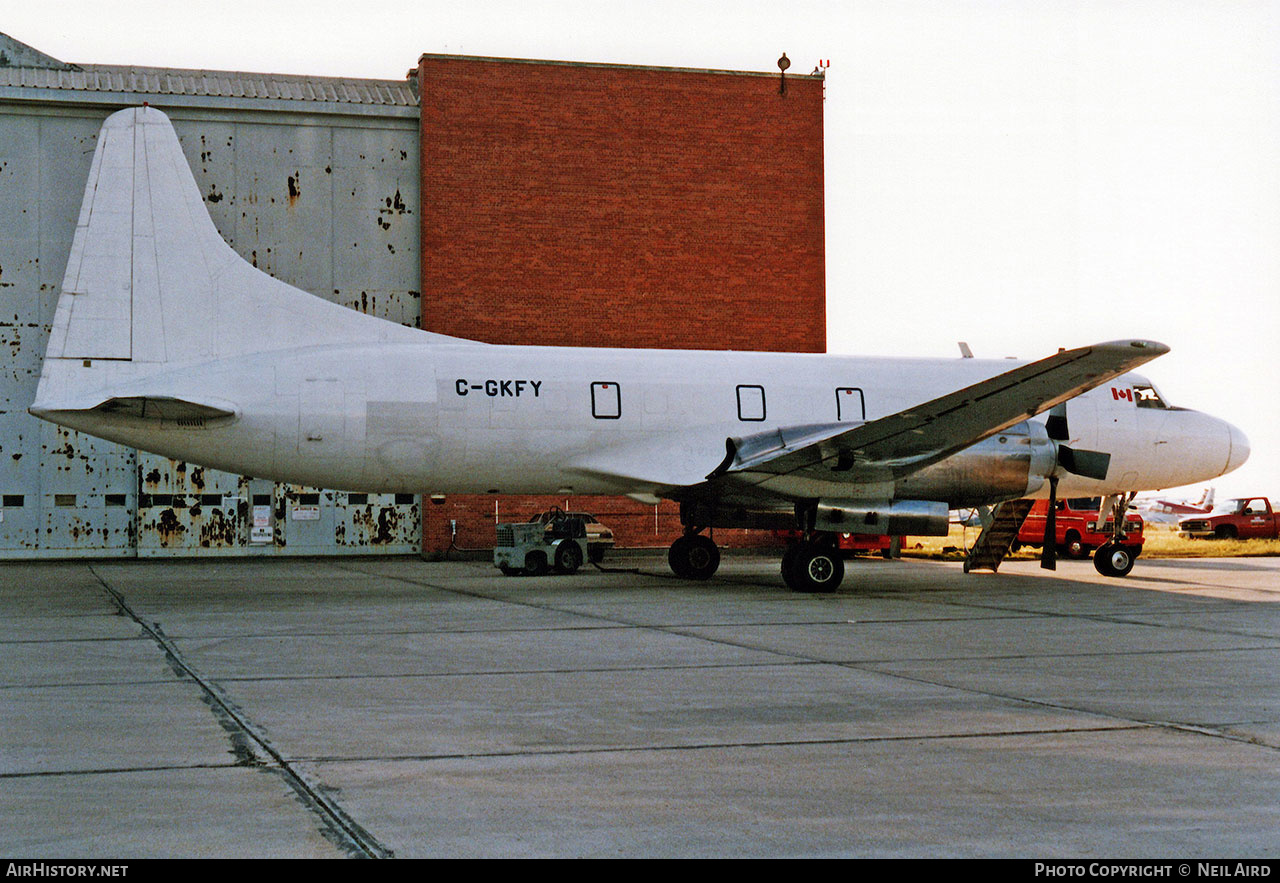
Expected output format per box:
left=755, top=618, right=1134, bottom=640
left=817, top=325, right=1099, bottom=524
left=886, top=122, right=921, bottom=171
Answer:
left=47, top=106, right=236, bottom=363
left=38, top=106, right=447, bottom=397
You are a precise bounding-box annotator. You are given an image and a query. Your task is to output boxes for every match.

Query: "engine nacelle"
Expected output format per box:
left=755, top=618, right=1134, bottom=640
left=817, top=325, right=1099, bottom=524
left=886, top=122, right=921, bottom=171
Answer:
left=892, top=420, right=1056, bottom=508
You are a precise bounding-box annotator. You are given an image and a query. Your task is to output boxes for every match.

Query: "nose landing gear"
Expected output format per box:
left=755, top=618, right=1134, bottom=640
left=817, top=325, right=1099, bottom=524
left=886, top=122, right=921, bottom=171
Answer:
left=1093, top=541, right=1137, bottom=577
left=1093, top=492, right=1141, bottom=577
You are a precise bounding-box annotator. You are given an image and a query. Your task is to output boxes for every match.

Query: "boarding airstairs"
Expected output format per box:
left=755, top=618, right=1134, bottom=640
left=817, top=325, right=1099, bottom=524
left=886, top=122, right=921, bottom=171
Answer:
left=963, top=499, right=1035, bottom=573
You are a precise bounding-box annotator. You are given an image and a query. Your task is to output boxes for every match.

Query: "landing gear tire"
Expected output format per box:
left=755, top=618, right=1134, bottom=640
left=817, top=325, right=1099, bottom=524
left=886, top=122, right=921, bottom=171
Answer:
left=669, top=534, right=720, bottom=580
left=783, top=542, right=845, bottom=594
left=1093, top=542, right=1137, bottom=577
left=554, top=542, right=582, bottom=575
left=781, top=544, right=803, bottom=590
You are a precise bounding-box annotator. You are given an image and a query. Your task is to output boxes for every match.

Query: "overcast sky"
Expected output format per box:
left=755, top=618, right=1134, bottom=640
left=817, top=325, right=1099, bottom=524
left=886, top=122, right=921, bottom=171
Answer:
left=8, top=0, right=1279, bottom=502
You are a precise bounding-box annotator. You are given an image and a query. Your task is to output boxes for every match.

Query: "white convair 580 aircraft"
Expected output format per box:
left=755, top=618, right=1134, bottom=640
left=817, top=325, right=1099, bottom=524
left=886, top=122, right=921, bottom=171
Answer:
left=29, top=108, right=1249, bottom=591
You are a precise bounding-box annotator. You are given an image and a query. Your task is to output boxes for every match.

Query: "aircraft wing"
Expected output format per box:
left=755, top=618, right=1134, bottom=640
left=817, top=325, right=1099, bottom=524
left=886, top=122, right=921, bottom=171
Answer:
left=708, top=339, right=1169, bottom=487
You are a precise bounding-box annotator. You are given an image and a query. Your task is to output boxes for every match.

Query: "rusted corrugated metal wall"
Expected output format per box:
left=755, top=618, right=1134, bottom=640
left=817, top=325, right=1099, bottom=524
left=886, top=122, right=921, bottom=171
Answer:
left=0, top=62, right=423, bottom=557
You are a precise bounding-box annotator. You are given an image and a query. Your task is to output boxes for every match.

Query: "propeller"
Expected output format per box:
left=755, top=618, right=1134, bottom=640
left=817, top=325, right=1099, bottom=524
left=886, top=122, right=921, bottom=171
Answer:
left=1040, top=402, right=1112, bottom=571
left=1040, top=474, right=1059, bottom=570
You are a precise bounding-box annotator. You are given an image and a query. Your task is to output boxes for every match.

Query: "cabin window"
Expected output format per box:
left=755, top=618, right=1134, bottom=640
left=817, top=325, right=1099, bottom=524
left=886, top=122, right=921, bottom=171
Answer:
left=736, top=385, right=766, bottom=422
left=2, top=494, right=24, bottom=507
left=591, top=382, right=621, bottom=419
left=836, top=387, right=865, bottom=422
left=106, top=494, right=128, bottom=507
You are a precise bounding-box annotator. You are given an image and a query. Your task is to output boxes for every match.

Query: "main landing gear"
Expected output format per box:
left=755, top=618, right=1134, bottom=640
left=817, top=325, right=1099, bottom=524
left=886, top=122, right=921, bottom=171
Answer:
left=668, top=531, right=720, bottom=580
left=781, top=535, right=845, bottom=593
left=666, top=526, right=846, bottom=593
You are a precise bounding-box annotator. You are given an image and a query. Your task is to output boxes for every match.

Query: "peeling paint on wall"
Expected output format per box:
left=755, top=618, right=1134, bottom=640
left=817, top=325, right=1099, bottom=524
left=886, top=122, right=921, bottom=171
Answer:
left=1, top=98, right=420, bottom=559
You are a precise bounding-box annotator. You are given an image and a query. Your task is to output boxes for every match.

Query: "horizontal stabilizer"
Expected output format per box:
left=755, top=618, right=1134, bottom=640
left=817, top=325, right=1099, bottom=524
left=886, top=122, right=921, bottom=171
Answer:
left=95, top=396, right=236, bottom=422
left=30, top=394, right=237, bottom=426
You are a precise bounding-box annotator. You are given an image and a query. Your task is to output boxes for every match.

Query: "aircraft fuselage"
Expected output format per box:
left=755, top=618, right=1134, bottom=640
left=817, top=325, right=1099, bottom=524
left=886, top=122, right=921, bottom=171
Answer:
left=40, top=340, right=1245, bottom=508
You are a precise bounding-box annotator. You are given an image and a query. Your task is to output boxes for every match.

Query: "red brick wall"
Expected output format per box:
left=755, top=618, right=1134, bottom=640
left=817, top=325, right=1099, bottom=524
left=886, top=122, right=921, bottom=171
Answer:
left=415, top=54, right=826, bottom=555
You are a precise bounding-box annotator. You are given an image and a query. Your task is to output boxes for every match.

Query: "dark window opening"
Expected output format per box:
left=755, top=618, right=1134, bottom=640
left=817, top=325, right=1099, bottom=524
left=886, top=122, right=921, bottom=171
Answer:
left=736, top=385, right=766, bottom=422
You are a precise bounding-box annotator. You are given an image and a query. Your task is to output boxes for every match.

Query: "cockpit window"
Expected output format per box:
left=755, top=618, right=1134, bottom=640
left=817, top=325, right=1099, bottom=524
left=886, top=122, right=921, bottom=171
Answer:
left=1133, top=384, right=1169, bottom=409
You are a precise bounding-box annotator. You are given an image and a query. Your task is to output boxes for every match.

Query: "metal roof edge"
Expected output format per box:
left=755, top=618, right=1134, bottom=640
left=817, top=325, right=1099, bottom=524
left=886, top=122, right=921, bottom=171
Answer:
left=0, top=86, right=420, bottom=120
left=0, top=62, right=419, bottom=112
left=415, top=52, right=825, bottom=80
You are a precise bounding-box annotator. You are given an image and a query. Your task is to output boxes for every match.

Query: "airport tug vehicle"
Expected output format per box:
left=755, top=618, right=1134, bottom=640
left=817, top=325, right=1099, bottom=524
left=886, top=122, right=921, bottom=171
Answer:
left=494, top=512, right=590, bottom=576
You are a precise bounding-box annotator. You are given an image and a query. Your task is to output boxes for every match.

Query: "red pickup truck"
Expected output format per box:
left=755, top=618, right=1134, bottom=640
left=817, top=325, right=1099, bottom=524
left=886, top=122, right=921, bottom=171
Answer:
left=1017, top=497, right=1145, bottom=559
left=774, top=530, right=897, bottom=557
left=1179, top=497, right=1280, bottom=540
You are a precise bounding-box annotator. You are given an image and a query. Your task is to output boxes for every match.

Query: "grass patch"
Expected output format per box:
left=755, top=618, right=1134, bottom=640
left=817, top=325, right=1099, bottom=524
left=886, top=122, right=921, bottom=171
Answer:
left=1137, top=524, right=1280, bottom=558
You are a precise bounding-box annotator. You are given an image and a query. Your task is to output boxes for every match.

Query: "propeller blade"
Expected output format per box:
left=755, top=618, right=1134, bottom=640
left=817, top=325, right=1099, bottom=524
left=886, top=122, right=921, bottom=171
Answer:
left=1040, top=475, right=1058, bottom=570
left=1046, top=402, right=1069, bottom=441
left=1059, top=445, right=1111, bottom=481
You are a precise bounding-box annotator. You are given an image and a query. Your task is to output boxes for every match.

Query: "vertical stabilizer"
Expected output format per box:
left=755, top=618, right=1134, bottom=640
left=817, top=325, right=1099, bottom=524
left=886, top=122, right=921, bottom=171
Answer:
left=48, top=109, right=141, bottom=360
left=48, top=107, right=243, bottom=363
left=41, top=105, right=450, bottom=381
